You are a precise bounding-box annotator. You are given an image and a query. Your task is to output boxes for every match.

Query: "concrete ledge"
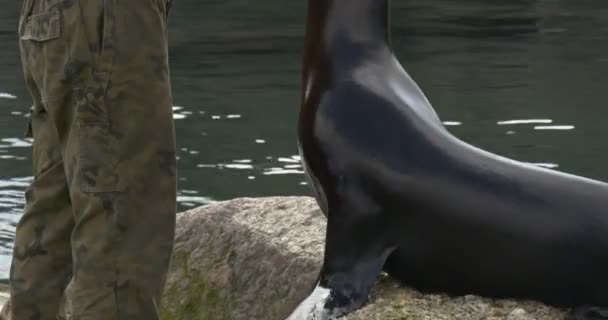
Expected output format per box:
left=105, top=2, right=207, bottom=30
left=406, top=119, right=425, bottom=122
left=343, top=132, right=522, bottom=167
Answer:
left=159, top=196, right=568, bottom=320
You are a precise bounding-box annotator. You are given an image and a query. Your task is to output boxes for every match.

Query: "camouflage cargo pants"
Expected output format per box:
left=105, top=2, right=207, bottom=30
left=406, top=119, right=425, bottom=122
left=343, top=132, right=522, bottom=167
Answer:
left=0, top=0, right=177, bottom=319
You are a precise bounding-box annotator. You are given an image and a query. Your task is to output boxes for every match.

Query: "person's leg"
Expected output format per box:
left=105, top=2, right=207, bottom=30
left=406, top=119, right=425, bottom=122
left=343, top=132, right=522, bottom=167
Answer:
left=0, top=0, right=78, bottom=318
left=0, top=106, right=75, bottom=320
left=4, top=0, right=176, bottom=318
left=57, top=0, right=177, bottom=318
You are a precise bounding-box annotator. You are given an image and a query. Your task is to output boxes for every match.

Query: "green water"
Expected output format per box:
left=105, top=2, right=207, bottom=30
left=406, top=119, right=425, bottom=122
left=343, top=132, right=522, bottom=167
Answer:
left=1, top=0, right=608, bottom=279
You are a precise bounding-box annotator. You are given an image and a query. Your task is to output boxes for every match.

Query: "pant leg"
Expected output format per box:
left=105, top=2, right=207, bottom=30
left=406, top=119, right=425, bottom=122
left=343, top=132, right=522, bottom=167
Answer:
left=0, top=106, right=75, bottom=320
left=5, top=0, right=177, bottom=319
left=0, top=1, right=78, bottom=318
left=57, top=0, right=177, bottom=318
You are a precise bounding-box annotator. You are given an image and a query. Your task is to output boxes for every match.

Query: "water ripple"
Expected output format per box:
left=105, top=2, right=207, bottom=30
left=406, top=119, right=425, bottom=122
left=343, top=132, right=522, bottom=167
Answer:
left=0, top=93, right=16, bottom=99
left=0, top=178, right=31, bottom=188
left=173, top=105, right=187, bottom=120
left=0, top=138, right=33, bottom=148
left=0, top=176, right=28, bottom=277
left=224, top=164, right=254, bottom=170
left=534, top=125, right=575, bottom=130
left=196, top=154, right=305, bottom=177
left=497, top=119, right=553, bottom=125
left=177, top=195, right=215, bottom=208
left=263, top=168, right=304, bottom=175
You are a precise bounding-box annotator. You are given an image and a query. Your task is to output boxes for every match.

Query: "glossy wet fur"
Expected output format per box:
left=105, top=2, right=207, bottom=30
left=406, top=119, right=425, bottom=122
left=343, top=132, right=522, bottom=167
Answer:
left=290, top=0, right=608, bottom=319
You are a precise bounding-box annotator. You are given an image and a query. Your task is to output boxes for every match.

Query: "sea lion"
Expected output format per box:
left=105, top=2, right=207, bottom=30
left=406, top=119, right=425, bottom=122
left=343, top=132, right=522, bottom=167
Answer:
left=287, top=0, right=608, bottom=319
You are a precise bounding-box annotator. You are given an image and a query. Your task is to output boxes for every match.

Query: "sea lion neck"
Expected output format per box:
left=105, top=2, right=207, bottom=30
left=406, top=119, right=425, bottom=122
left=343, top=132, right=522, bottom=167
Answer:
left=304, top=0, right=391, bottom=56
left=325, top=0, right=391, bottom=49
left=301, top=0, right=391, bottom=101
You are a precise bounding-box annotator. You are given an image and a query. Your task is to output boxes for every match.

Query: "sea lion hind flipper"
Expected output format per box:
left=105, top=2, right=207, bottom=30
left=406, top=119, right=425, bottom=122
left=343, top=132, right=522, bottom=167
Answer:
left=568, top=306, right=608, bottom=320
left=284, top=247, right=393, bottom=320
left=286, top=201, right=395, bottom=320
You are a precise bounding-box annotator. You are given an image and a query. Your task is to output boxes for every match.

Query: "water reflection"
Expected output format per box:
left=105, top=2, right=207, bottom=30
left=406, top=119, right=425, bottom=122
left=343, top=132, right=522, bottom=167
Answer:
left=495, top=119, right=576, bottom=131
left=196, top=154, right=305, bottom=176
left=534, top=125, right=575, bottom=130
left=0, top=177, right=29, bottom=277
left=176, top=194, right=215, bottom=208
left=497, top=119, right=553, bottom=125
left=0, top=93, right=16, bottom=99
left=0, top=138, right=32, bottom=149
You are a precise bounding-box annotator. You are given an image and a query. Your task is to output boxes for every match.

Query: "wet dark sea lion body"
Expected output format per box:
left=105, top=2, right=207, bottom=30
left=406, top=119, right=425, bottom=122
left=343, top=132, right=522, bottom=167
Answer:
left=286, top=0, right=608, bottom=319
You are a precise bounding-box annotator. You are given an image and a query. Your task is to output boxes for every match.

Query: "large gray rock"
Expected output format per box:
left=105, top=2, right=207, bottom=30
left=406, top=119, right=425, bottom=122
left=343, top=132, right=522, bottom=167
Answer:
left=159, top=196, right=568, bottom=320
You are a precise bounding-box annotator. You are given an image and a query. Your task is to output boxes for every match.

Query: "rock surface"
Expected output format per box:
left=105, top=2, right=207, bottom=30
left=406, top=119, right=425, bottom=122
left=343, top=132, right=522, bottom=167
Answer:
left=159, top=196, right=568, bottom=320
left=0, top=284, right=8, bottom=310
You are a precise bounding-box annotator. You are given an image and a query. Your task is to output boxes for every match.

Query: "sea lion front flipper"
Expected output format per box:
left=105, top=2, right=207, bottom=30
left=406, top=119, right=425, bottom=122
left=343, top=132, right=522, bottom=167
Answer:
left=286, top=198, right=395, bottom=320
left=568, top=306, right=608, bottom=320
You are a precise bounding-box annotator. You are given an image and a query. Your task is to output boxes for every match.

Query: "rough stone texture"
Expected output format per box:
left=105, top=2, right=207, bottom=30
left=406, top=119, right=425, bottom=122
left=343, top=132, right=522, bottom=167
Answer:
left=0, top=283, right=8, bottom=310
left=159, top=197, right=324, bottom=320
left=159, top=196, right=569, bottom=320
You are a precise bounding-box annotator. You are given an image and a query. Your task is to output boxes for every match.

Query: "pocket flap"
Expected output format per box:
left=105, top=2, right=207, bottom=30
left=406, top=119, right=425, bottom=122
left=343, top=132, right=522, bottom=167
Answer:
left=20, top=10, right=61, bottom=41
